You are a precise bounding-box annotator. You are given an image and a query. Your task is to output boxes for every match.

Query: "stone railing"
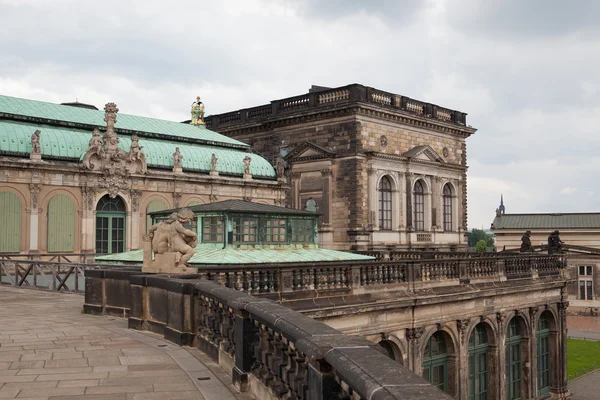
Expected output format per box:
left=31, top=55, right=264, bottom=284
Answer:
left=204, top=84, right=468, bottom=129
left=84, top=271, right=453, bottom=399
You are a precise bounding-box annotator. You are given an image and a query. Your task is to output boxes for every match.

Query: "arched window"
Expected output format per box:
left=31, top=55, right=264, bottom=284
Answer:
left=378, top=176, right=392, bottom=230
left=95, top=195, right=126, bottom=254
left=413, top=180, right=424, bottom=231
left=468, top=324, right=489, bottom=400
left=146, top=199, right=169, bottom=232
left=305, top=198, right=317, bottom=213
left=506, top=318, right=523, bottom=400
left=0, top=192, right=21, bottom=252
left=47, top=195, right=75, bottom=252
left=537, top=313, right=551, bottom=396
left=423, top=332, right=449, bottom=393
left=443, top=184, right=452, bottom=232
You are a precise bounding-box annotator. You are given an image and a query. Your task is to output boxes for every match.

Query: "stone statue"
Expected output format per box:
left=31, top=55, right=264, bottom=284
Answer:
left=276, top=155, right=285, bottom=179
left=173, top=147, right=183, bottom=169
left=520, top=230, right=533, bottom=253
left=88, top=128, right=104, bottom=156
left=190, top=96, right=205, bottom=126
left=210, top=153, right=217, bottom=172
left=30, top=130, right=41, bottom=159
left=548, top=230, right=564, bottom=254
left=243, top=156, right=252, bottom=176
left=128, top=135, right=144, bottom=162
left=148, top=208, right=198, bottom=272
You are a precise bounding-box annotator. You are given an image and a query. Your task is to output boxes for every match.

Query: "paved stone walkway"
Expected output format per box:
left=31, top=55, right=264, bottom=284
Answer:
left=569, top=369, right=600, bottom=400
left=0, top=286, right=253, bottom=400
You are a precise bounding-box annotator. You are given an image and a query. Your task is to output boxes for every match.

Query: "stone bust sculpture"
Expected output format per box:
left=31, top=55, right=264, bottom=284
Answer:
left=148, top=208, right=197, bottom=270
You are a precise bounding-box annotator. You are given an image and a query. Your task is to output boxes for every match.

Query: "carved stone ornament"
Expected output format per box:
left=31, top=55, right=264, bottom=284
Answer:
left=98, top=172, right=129, bottom=198
left=529, top=306, right=539, bottom=319
left=380, top=135, right=388, bottom=148
left=442, top=147, right=449, bottom=158
left=173, top=192, right=182, bottom=208
left=81, top=104, right=147, bottom=174
left=81, top=186, right=97, bottom=210
left=173, top=147, right=183, bottom=169
left=406, top=327, right=424, bottom=342
left=275, top=155, right=285, bottom=179
left=144, top=208, right=198, bottom=274
left=29, top=184, right=41, bottom=209
left=243, top=156, right=252, bottom=175
left=496, top=312, right=507, bottom=328
left=210, top=153, right=218, bottom=172
left=457, top=319, right=470, bottom=344
left=30, top=130, right=41, bottom=159
left=130, top=190, right=142, bottom=212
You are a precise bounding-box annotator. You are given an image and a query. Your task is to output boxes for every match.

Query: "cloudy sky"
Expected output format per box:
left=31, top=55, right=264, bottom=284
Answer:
left=1, top=0, right=598, bottom=230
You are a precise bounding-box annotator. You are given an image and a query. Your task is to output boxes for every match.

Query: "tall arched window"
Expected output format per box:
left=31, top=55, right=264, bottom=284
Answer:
left=413, top=180, right=424, bottom=231
left=0, top=192, right=21, bottom=252
left=47, top=194, right=75, bottom=252
left=468, top=324, right=489, bottom=400
left=443, top=184, right=452, bottom=232
left=423, top=332, right=450, bottom=393
left=96, top=195, right=126, bottom=254
left=506, top=318, right=523, bottom=400
left=378, top=176, right=392, bottom=230
left=537, top=313, right=551, bottom=396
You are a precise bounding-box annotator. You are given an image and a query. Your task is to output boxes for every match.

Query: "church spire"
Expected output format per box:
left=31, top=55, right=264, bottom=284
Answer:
left=499, top=194, right=505, bottom=214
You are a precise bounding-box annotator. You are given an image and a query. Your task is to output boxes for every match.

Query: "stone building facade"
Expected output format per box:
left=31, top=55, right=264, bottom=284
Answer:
left=491, top=211, right=600, bottom=311
left=205, top=84, right=476, bottom=253
left=0, top=95, right=285, bottom=256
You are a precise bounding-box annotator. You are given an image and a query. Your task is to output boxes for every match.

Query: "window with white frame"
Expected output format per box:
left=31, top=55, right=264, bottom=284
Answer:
left=413, top=180, right=425, bottom=231
left=442, top=184, right=452, bottom=232
left=579, top=266, right=593, bottom=301
left=378, top=176, right=392, bottom=230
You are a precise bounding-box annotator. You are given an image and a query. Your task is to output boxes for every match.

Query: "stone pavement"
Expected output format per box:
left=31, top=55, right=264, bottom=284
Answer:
left=0, top=286, right=254, bottom=400
left=569, top=369, right=600, bottom=400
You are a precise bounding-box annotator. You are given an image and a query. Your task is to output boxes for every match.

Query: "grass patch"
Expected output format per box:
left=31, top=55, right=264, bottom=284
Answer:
left=568, top=338, right=600, bottom=380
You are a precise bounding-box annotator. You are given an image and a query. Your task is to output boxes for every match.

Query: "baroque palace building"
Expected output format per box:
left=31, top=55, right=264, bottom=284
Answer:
left=0, top=95, right=285, bottom=256
left=204, top=84, right=476, bottom=253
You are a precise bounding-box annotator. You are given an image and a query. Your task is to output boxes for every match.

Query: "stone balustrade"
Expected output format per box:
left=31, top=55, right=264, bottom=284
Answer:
left=84, top=271, right=454, bottom=400
left=204, top=84, right=469, bottom=130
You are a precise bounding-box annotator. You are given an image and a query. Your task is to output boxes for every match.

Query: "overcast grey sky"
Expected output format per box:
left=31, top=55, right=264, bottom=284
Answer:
left=1, top=0, right=598, bottom=230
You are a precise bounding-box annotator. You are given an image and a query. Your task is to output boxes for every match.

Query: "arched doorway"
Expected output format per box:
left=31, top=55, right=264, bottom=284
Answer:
left=506, top=318, right=523, bottom=400
left=95, top=195, right=126, bottom=254
left=468, top=323, right=489, bottom=400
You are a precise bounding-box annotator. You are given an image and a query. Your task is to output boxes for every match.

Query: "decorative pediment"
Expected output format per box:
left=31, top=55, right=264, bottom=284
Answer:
left=402, top=145, right=444, bottom=163
left=81, top=103, right=147, bottom=175
left=285, top=141, right=335, bottom=162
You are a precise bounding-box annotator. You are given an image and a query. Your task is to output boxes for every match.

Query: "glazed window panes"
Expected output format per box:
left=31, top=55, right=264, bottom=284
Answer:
left=443, top=184, right=452, bottom=232
left=414, top=180, right=424, bottom=231
left=232, top=217, right=258, bottom=243
left=202, top=216, right=224, bottom=243
left=291, top=219, right=314, bottom=243
left=537, top=314, right=551, bottom=396
left=423, top=332, right=449, bottom=393
left=96, top=196, right=126, bottom=212
left=468, top=324, right=489, bottom=400
left=506, top=319, right=522, bottom=400
left=378, top=176, right=392, bottom=230
left=587, top=266, right=593, bottom=275
left=266, top=219, right=287, bottom=243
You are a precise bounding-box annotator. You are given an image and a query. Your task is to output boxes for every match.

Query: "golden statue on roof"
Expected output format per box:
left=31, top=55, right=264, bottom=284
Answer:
left=190, top=96, right=205, bottom=126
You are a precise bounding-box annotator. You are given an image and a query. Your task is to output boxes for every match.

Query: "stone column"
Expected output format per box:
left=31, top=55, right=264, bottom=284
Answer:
left=551, top=302, right=570, bottom=398
left=496, top=312, right=508, bottom=400
left=405, top=174, right=413, bottom=232
left=320, top=168, right=333, bottom=226
left=405, top=327, right=424, bottom=372
left=367, top=168, right=377, bottom=229
left=28, top=184, right=41, bottom=253
left=290, top=172, right=301, bottom=209
left=397, top=172, right=406, bottom=230
left=81, top=187, right=97, bottom=254
left=457, top=319, right=470, bottom=399
left=130, top=190, right=142, bottom=250
left=431, top=177, right=441, bottom=232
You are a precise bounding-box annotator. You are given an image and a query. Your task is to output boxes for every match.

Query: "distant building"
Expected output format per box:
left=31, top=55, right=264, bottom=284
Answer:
left=205, top=84, right=477, bottom=253
left=491, top=211, right=600, bottom=310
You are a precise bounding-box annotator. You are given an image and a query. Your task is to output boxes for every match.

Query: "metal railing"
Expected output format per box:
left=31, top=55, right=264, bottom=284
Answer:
left=0, top=253, right=98, bottom=263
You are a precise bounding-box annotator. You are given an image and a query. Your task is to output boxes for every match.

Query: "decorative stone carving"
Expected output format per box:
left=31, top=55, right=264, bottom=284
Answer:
left=173, top=192, right=181, bottom=208
left=496, top=312, right=507, bottom=329
left=173, top=147, right=183, bottom=173
left=81, top=104, right=147, bottom=174
left=210, top=153, right=218, bottom=176
left=243, top=156, right=252, bottom=178
left=190, top=96, right=205, bottom=126
left=81, top=186, right=97, bottom=210
left=529, top=306, right=539, bottom=320
left=275, top=155, right=285, bottom=180
left=30, top=130, right=41, bottom=160
left=457, top=319, right=470, bottom=344
left=442, top=147, right=449, bottom=158
left=130, top=190, right=142, bottom=212
left=380, top=135, right=387, bottom=148
left=209, top=194, right=218, bottom=202
left=98, top=172, right=129, bottom=198
left=243, top=196, right=252, bottom=202
left=29, top=184, right=41, bottom=209
left=144, top=208, right=197, bottom=273
left=321, top=168, right=332, bottom=177
left=520, top=230, right=533, bottom=252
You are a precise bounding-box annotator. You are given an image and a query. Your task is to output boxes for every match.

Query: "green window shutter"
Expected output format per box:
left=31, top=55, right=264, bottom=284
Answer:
left=146, top=200, right=168, bottom=232
left=0, top=192, right=21, bottom=252
left=47, top=194, right=75, bottom=252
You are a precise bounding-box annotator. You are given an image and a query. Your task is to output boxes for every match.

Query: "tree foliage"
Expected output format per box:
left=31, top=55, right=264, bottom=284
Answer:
left=475, top=240, right=488, bottom=253
left=468, top=229, right=494, bottom=248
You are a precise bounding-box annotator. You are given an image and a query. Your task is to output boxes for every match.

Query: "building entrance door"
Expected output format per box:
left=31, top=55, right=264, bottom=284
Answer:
left=95, top=195, right=126, bottom=254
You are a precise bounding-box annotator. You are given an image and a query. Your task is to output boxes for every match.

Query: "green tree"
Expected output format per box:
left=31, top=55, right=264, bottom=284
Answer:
left=475, top=239, right=488, bottom=253
left=468, top=229, right=494, bottom=247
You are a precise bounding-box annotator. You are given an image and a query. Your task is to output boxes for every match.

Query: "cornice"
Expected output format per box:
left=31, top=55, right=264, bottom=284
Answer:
left=365, top=152, right=465, bottom=172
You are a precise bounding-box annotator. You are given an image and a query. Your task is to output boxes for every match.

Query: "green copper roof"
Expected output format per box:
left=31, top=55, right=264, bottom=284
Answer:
left=95, top=247, right=375, bottom=265
left=492, top=213, right=600, bottom=230
left=0, top=120, right=275, bottom=178
left=0, top=95, right=247, bottom=148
